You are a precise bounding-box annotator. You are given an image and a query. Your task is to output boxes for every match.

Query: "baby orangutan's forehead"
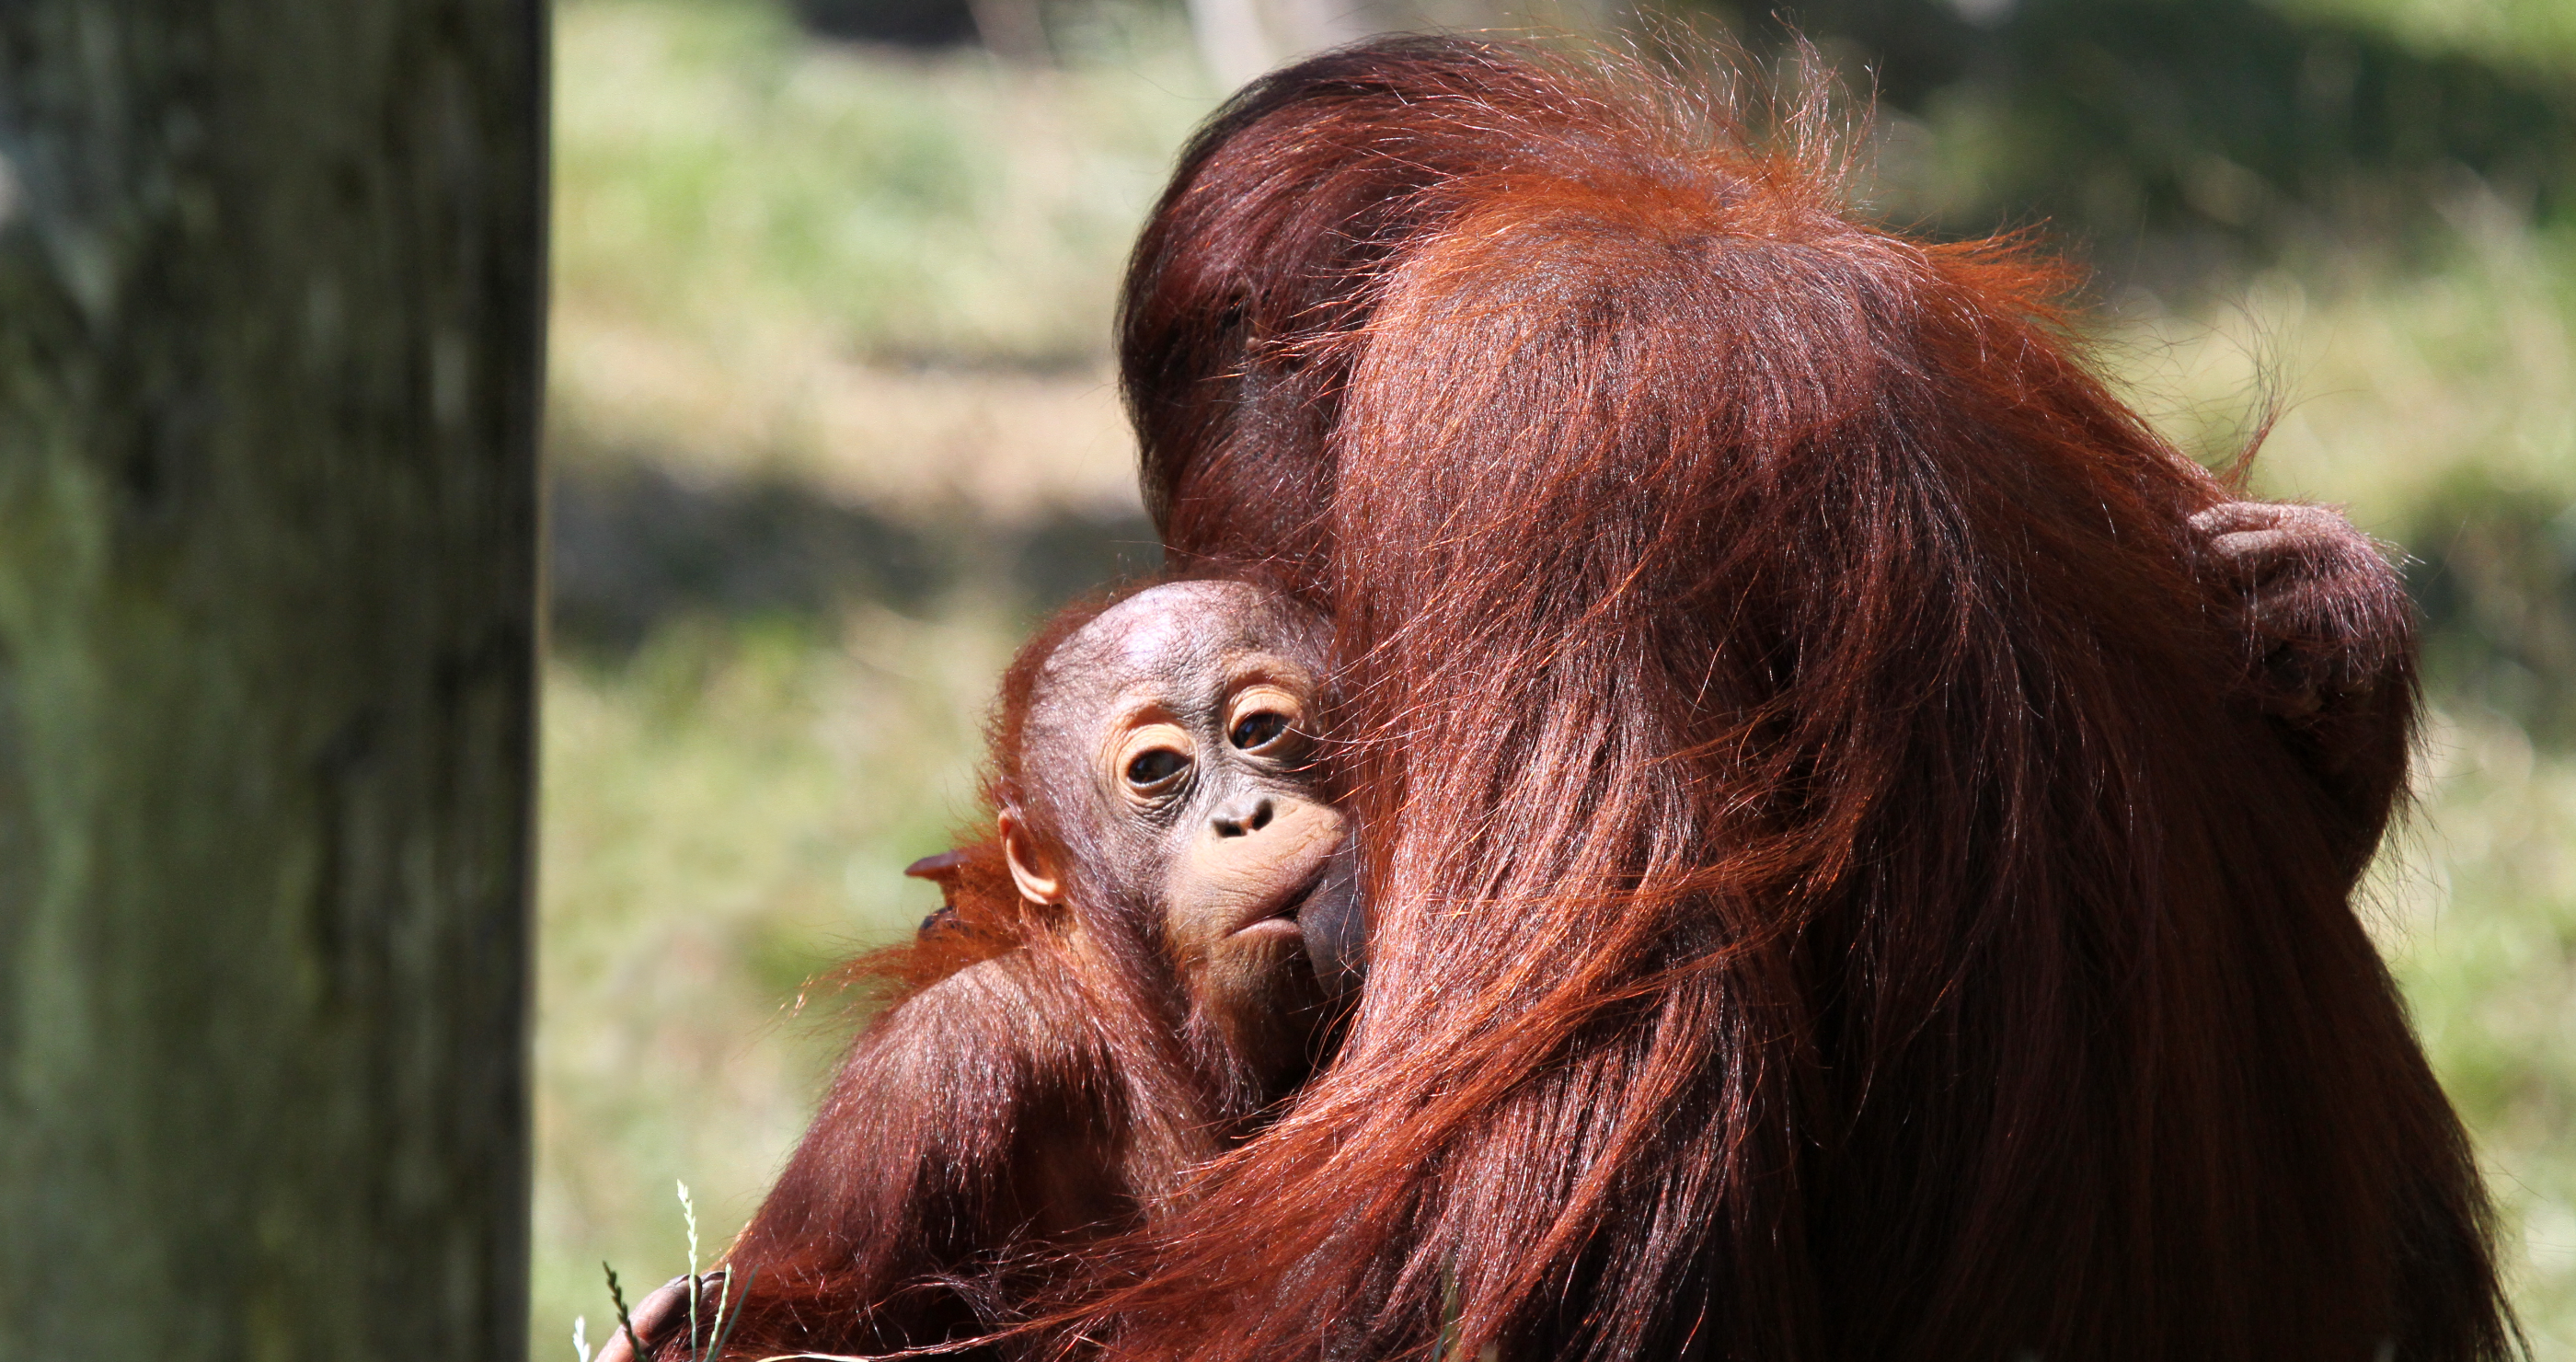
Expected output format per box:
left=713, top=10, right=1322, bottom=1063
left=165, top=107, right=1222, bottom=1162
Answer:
left=1018, top=583, right=1323, bottom=758
left=1051, top=583, right=1319, bottom=689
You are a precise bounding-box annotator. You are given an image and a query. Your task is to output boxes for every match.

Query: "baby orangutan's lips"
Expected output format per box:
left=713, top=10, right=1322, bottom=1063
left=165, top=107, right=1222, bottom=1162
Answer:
left=1230, top=870, right=1324, bottom=941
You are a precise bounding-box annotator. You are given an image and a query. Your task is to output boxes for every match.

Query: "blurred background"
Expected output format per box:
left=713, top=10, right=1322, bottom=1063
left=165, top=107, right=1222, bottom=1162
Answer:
left=532, top=0, right=2576, bottom=1352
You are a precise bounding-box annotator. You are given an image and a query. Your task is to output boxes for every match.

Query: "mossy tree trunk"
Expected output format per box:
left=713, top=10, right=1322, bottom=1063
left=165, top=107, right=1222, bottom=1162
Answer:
left=0, top=3, right=546, bottom=1357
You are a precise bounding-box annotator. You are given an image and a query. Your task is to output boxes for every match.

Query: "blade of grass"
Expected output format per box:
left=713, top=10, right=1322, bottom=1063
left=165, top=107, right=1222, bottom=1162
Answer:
left=705, top=1264, right=761, bottom=1362
left=605, top=1263, right=645, bottom=1361
left=682, top=1182, right=702, bottom=1359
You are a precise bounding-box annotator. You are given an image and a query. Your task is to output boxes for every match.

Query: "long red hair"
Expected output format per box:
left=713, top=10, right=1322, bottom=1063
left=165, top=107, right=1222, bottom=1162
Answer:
left=1076, top=37, right=2510, bottom=1362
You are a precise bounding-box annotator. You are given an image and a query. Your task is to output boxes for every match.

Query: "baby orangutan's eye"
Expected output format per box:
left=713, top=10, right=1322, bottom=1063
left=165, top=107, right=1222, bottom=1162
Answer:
left=1125, top=747, right=1190, bottom=790
left=1229, top=711, right=1291, bottom=752
left=1225, top=681, right=1309, bottom=760
left=1112, top=720, right=1195, bottom=806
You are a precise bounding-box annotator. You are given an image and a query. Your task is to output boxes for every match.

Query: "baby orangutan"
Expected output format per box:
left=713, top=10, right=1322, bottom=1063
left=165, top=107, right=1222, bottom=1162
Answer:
left=604, top=578, right=1362, bottom=1362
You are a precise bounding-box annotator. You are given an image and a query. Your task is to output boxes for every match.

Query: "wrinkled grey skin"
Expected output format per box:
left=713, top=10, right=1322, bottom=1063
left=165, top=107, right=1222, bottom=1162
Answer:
left=1018, top=579, right=1363, bottom=1090
left=1296, top=850, right=1367, bottom=999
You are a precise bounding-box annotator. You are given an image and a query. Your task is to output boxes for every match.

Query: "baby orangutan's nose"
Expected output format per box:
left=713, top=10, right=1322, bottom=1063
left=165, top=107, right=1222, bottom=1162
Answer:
left=1211, top=796, right=1275, bottom=838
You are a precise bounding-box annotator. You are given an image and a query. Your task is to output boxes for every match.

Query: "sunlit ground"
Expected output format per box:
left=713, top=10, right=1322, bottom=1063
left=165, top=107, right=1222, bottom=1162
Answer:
left=531, top=2, right=2576, bottom=1353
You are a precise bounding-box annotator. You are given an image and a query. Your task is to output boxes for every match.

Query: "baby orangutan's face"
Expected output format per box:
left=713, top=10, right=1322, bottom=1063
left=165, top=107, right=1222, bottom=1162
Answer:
left=1004, top=581, right=1358, bottom=1090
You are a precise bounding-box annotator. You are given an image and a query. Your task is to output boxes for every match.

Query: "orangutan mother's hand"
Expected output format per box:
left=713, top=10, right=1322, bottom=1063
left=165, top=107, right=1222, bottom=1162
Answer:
left=2191, top=500, right=2414, bottom=721
left=2191, top=499, right=2419, bottom=879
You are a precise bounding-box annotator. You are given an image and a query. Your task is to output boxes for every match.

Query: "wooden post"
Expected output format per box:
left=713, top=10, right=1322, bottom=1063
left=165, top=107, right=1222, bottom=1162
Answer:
left=0, top=3, right=546, bottom=1357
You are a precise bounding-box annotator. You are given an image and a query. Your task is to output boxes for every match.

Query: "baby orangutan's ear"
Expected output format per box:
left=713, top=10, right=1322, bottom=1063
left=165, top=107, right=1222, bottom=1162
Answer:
left=998, top=810, right=1062, bottom=906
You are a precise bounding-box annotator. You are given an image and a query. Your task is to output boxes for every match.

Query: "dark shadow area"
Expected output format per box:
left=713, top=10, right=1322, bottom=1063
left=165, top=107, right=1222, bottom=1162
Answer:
left=791, top=0, right=981, bottom=47
left=1745, top=0, right=2576, bottom=281
left=1006, top=506, right=1167, bottom=607
left=547, top=459, right=1162, bottom=654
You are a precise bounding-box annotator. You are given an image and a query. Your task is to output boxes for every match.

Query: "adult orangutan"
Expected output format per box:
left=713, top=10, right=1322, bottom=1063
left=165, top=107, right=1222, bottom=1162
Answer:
left=1075, top=37, right=2513, bottom=1362
left=601, top=579, right=1362, bottom=1362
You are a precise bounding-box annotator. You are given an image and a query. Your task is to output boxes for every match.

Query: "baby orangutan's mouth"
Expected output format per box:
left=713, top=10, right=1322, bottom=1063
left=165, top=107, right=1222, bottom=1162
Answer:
left=1231, top=869, right=1326, bottom=940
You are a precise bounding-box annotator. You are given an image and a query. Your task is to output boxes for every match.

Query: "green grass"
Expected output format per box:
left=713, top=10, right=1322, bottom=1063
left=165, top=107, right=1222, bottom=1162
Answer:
left=2390, top=716, right=2576, bottom=1353
left=534, top=609, right=1019, bottom=1342
left=552, top=0, right=1217, bottom=373
left=2271, top=0, right=2576, bottom=76
left=2106, top=211, right=2576, bottom=525
left=535, top=1, right=2576, bottom=1354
